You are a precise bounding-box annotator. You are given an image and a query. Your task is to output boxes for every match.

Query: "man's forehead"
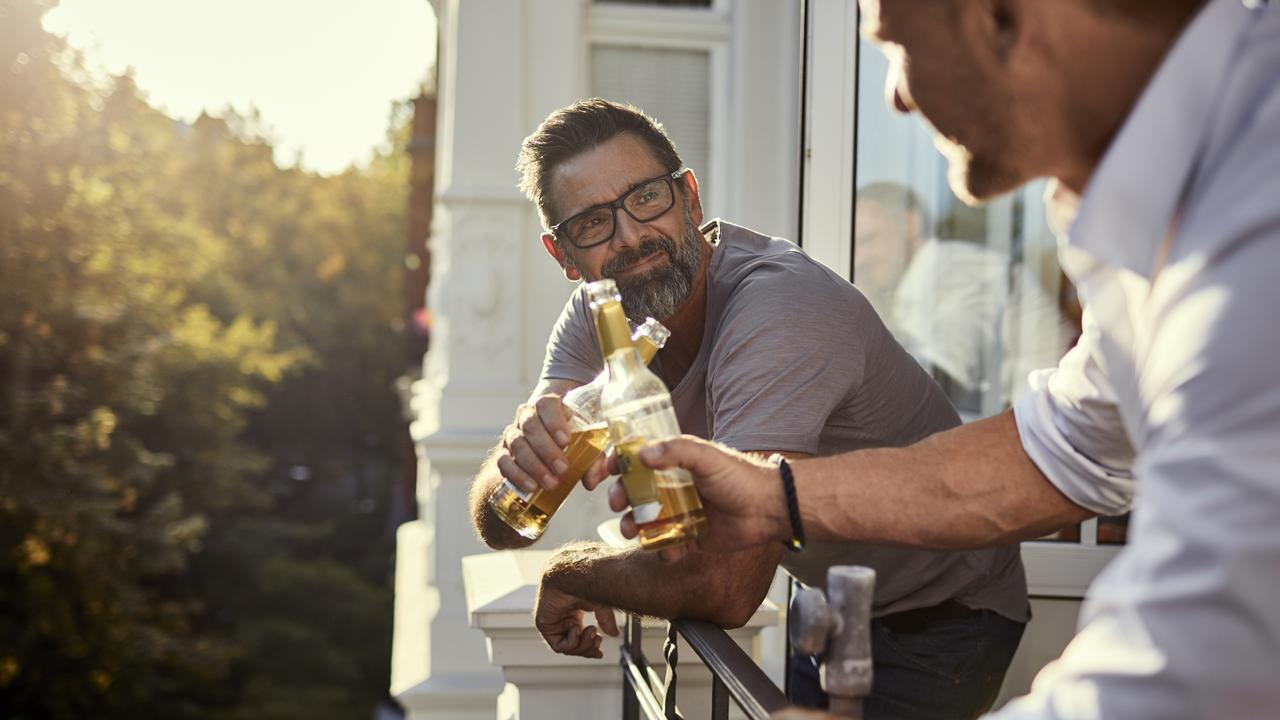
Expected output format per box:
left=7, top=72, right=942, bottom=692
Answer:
left=549, top=135, right=667, bottom=217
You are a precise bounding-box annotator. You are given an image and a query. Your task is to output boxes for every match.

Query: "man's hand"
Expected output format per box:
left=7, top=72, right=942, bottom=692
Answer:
left=594, top=436, right=791, bottom=562
left=496, top=393, right=606, bottom=494
left=535, top=573, right=620, bottom=659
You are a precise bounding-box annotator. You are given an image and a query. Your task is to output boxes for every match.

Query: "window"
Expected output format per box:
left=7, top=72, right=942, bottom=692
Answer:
left=590, top=45, right=711, bottom=180
left=587, top=0, right=729, bottom=213
left=802, top=1, right=1129, bottom=597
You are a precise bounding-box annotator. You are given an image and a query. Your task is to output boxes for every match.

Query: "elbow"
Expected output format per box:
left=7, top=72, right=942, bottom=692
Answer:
left=469, top=492, right=536, bottom=550
left=717, top=604, right=755, bottom=630
left=702, top=592, right=761, bottom=629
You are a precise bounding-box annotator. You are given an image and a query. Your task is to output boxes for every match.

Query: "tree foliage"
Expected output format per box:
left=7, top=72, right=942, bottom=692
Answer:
left=0, top=1, right=411, bottom=717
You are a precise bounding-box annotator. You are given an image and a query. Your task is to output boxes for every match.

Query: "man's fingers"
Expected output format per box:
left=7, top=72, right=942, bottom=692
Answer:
left=619, top=512, right=638, bottom=539
left=534, top=394, right=574, bottom=447
left=496, top=453, right=540, bottom=493
left=595, top=608, right=619, bottom=637
left=509, top=437, right=560, bottom=490
left=608, top=480, right=629, bottom=511
left=637, top=435, right=719, bottom=472
left=553, top=624, right=603, bottom=658
left=580, top=454, right=609, bottom=491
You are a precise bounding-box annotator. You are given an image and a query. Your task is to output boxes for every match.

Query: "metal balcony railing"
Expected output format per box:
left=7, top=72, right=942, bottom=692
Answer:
left=619, top=613, right=791, bottom=720
left=617, top=565, right=875, bottom=720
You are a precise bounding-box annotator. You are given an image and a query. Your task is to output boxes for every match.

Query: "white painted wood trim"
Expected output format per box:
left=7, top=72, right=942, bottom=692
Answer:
left=1021, top=541, right=1122, bottom=598
left=799, top=0, right=859, bottom=279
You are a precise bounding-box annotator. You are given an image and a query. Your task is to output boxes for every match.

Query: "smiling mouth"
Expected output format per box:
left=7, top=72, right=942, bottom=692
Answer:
left=616, top=250, right=667, bottom=277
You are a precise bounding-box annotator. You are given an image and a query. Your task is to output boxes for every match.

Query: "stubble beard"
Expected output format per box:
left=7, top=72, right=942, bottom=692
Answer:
left=933, top=103, right=1030, bottom=205
left=949, top=146, right=1027, bottom=205
left=601, top=205, right=704, bottom=322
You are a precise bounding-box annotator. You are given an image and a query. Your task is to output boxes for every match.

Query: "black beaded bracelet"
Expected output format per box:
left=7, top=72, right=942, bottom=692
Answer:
left=777, top=457, right=805, bottom=552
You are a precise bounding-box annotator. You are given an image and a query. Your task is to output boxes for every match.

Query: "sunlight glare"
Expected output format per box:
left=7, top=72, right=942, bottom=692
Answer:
left=42, top=0, right=437, bottom=174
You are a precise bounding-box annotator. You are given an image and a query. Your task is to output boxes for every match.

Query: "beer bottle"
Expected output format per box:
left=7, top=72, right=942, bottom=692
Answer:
left=596, top=282, right=706, bottom=550
left=487, top=295, right=669, bottom=540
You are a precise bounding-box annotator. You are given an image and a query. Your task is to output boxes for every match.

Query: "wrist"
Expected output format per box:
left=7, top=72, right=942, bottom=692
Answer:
left=765, top=455, right=805, bottom=549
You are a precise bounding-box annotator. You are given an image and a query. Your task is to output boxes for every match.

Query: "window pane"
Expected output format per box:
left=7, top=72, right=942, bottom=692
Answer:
left=854, top=40, right=1080, bottom=422
left=590, top=45, right=711, bottom=182
left=853, top=38, right=1106, bottom=547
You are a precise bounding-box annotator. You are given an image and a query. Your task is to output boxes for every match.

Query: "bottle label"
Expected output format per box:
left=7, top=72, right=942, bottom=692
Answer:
left=615, top=438, right=661, bottom=513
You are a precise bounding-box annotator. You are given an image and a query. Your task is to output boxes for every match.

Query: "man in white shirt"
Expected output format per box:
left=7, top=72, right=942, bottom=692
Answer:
left=602, top=0, right=1280, bottom=716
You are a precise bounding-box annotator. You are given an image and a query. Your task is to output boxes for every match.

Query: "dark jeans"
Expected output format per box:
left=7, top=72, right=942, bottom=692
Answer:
left=789, top=603, right=1026, bottom=720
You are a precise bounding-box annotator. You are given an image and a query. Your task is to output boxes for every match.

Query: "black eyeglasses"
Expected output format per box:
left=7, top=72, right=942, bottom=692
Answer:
left=550, top=169, right=686, bottom=249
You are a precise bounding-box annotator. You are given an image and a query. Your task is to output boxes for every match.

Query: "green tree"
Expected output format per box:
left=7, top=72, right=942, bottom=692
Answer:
left=1, top=1, right=410, bottom=717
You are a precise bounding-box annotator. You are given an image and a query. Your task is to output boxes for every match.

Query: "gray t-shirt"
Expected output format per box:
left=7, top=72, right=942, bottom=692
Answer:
left=542, top=220, right=1028, bottom=622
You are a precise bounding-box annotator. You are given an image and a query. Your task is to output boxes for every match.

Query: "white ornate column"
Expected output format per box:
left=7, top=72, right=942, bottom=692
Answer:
left=463, top=550, right=781, bottom=720
left=390, top=0, right=593, bottom=718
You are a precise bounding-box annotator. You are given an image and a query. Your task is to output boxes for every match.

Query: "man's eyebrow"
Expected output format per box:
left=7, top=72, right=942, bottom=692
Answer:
left=566, top=172, right=665, bottom=218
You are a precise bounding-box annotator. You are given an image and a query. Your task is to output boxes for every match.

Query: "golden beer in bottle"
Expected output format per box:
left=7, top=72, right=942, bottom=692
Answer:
left=487, top=305, right=669, bottom=540
left=596, top=284, right=706, bottom=550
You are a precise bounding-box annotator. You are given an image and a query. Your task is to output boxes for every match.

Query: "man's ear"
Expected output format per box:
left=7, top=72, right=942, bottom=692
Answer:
left=681, top=169, right=704, bottom=226
left=542, top=233, right=582, bottom=282
left=978, top=0, right=1022, bottom=64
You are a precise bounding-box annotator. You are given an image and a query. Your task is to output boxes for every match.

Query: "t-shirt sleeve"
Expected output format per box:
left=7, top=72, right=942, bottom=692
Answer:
left=706, top=260, right=868, bottom=454
left=540, top=286, right=602, bottom=386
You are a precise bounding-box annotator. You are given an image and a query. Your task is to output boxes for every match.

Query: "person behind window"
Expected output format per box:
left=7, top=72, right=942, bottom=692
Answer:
left=467, top=98, right=1028, bottom=719
left=605, top=1, right=1280, bottom=717
left=855, top=182, right=1076, bottom=418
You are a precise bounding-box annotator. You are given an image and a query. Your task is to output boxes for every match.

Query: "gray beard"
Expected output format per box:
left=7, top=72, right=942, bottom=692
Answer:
left=602, top=208, right=704, bottom=322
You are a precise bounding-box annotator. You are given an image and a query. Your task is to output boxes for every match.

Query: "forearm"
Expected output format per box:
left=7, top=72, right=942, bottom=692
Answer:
left=469, top=453, right=537, bottom=550
left=545, top=541, right=780, bottom=627
left=794, top=409, right=1092, bottom=549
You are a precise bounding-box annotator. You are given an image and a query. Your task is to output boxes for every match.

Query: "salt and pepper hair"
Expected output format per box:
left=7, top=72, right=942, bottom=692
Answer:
left=517, top=99, right=684, bottom=232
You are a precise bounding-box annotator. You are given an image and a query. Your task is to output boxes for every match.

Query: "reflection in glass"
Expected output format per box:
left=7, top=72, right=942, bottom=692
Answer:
left=854, top=37, right=1112, bottom=546
left=854, top=38, right=1080, bottom=420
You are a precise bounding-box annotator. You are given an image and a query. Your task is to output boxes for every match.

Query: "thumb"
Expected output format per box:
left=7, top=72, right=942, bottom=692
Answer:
left=638, top=435, right=717, bottom=473
left=595, top=607, right=620, bottom=637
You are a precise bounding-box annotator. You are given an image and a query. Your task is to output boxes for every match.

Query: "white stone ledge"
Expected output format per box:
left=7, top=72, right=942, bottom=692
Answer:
left=463, top=549, right=780, bottom=720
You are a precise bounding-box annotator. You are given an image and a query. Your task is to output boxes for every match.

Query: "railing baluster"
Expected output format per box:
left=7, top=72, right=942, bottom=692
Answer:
left=711, top=676, right=729, bottom=720
left=663, top=624, right=683, bottom=720
left=616, top=566, right=873, bottom=720
left=621, top=613, right=668, bottom=720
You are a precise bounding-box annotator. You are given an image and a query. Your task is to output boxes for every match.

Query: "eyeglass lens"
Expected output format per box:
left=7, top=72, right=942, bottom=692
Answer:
left=564, top=176, right=675, bottom=247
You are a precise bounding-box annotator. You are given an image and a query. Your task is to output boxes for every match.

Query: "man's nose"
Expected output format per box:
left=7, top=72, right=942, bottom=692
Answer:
left=610, top=207, right=648, bottom=251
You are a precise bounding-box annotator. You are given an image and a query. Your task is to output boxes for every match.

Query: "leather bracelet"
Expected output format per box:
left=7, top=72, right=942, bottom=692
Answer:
left=774, top=456, right=805, bottom=552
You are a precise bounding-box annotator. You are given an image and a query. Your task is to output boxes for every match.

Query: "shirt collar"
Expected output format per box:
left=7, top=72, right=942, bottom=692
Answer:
left=1064, top=0, right=1253, bottom=278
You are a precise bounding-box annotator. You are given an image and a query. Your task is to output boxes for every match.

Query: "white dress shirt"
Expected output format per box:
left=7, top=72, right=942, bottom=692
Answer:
left=996, top=0, right=1280, bottom=717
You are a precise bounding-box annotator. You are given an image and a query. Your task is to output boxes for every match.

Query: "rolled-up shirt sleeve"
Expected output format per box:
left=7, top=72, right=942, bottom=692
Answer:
left=1013, top=307, right=1136, bottom=516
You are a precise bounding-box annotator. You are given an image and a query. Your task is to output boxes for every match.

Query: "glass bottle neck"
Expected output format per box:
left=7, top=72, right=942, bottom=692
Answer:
left=605, top=347, right=646, bottom=376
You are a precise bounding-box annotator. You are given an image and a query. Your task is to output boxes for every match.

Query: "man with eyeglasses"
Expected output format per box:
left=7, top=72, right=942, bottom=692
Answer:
left=467, top=98, right=1028, bottom=718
